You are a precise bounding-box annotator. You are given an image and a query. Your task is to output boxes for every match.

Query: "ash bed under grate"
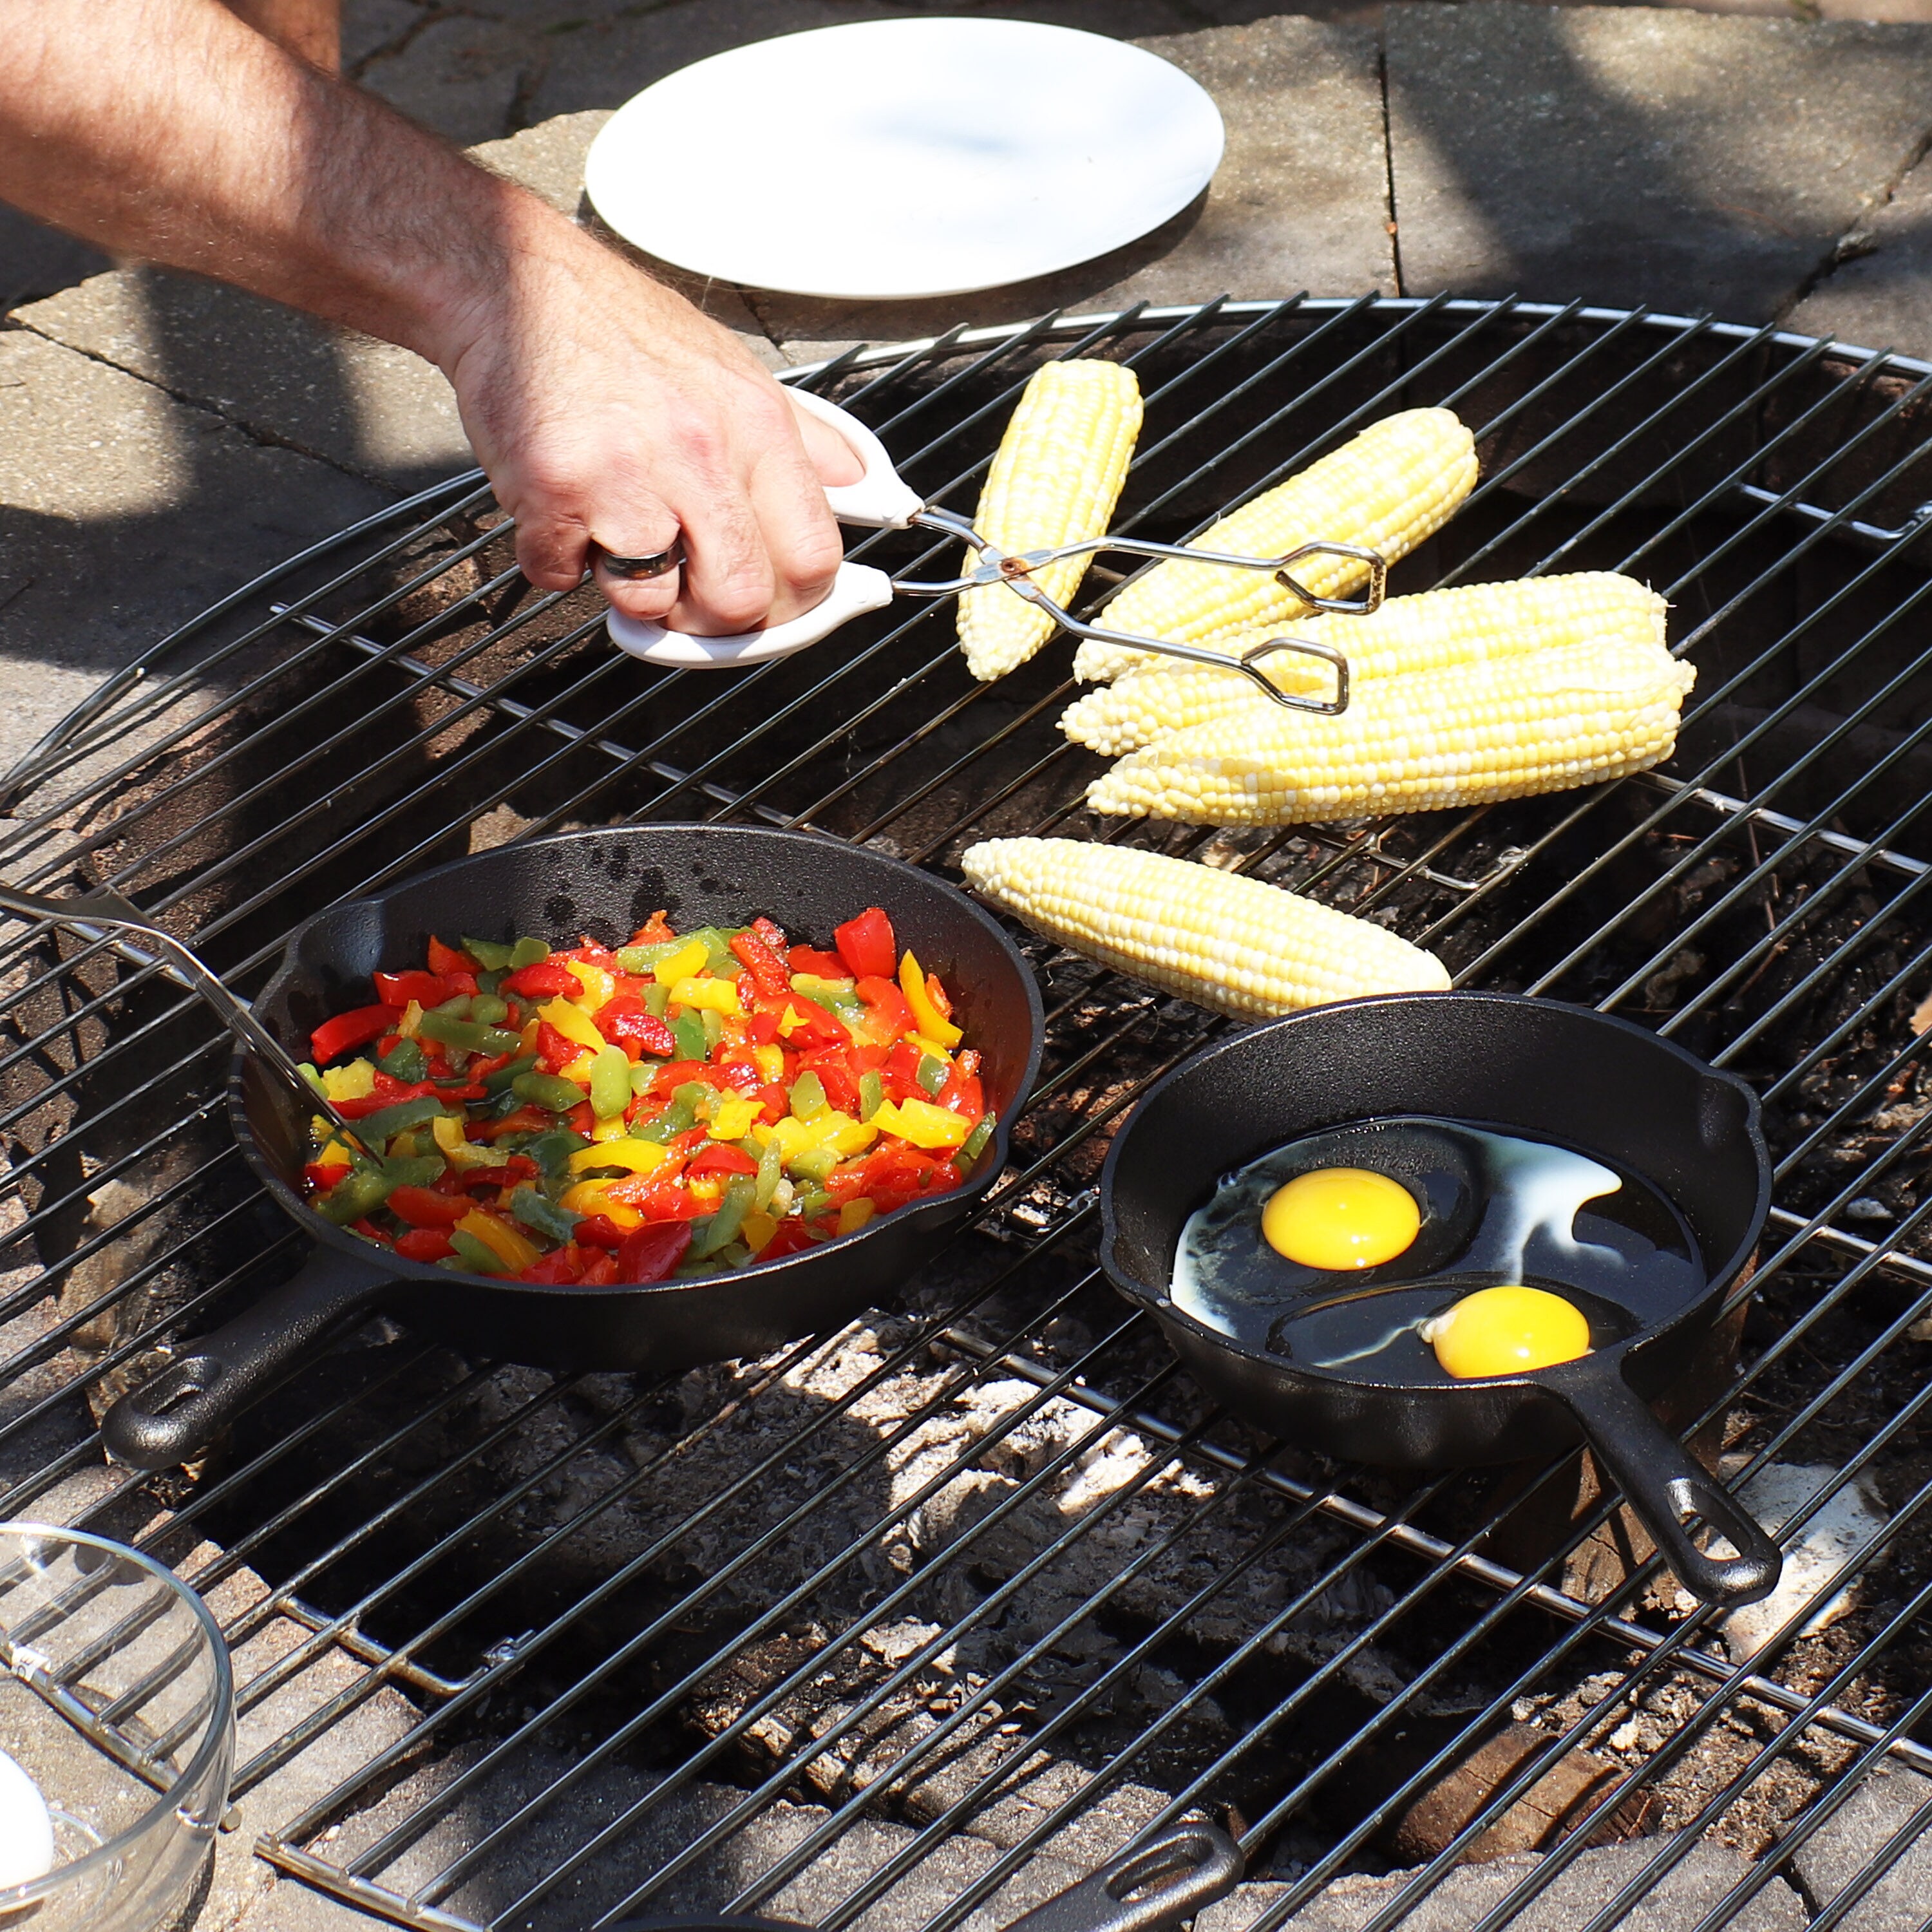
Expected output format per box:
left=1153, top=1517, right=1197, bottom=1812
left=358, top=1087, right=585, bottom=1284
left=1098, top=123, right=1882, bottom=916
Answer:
left=5, top=297, right=1932, bottom=1932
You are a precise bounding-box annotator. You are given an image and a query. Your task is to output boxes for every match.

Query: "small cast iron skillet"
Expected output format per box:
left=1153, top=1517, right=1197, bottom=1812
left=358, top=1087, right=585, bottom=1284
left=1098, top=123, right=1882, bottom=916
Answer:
left=609, top=1822, right=1242, bottom=1932
left=100, top=825, right=1045, bottom=1472
left=1098, top=992, right=1780, bottom=1607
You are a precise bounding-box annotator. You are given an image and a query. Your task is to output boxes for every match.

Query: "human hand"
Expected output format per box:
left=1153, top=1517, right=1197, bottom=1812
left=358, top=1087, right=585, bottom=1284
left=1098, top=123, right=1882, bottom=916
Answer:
left=440, top=209, right=861, bottom=635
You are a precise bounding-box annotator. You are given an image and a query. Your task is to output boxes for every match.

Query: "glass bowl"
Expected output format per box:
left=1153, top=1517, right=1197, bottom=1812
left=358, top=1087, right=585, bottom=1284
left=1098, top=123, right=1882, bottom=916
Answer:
left=0, top=1524, right=233, bottom=1930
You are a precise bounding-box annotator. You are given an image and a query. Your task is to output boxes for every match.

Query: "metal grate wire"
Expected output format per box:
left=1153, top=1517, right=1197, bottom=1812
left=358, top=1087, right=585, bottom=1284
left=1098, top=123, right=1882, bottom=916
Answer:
left=3, top=298, right=1932, bottom=1931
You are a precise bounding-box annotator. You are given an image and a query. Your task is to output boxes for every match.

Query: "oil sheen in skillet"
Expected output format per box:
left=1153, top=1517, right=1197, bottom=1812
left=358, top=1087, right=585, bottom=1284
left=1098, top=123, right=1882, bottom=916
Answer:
left=1168, top=1117, right=1704, bottom=1383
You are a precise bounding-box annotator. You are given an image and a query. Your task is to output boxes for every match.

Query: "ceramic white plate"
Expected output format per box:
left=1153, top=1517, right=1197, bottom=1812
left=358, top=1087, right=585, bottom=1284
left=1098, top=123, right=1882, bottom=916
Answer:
left=583, top=17, right=1224, bottom=301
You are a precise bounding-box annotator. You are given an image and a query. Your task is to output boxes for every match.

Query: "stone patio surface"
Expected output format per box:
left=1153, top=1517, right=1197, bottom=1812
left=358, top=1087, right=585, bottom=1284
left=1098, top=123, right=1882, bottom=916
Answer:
left=5, top=1, right=1932, bottom=1925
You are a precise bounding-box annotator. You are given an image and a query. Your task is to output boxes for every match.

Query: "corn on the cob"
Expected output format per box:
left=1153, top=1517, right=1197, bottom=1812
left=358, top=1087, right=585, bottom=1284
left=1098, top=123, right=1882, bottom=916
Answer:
left=961, top=837, right=1449, bottom=1018
left=1087, top=637, right=1696, bottom=825
left=1060, top=573, right=1668, bottom=755
left=1075, top=408, right=1479, bottom=682
left=956, top=360, right=1144, bottom=682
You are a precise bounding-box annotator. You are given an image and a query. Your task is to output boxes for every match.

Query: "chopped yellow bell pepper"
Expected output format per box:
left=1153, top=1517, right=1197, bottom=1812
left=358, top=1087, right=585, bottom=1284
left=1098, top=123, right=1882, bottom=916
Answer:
left=837, top=1197, right=876, bottom=1236
left=519, top=1017, right=542, bottom=1053
left=559, top=1180, right=641, bottom=1227
left=768, top=1110, right=878, bottom=1166
left=539, top=996, right=607, bottom=1054
left=589, top=1115, right=629, bottom=1144
left=741, top=1209, right=779, bottom=1255
left=775, top=1003, right=811, bottom=1039
left=457, top=1209, right=542, bottom=1271
left=397, top=999, right=424, bottom=1041
left=568, top=1137, right=670, bottom=1175
left=909, top=1037, right=955, bottom=1066
left=750, top=1043, right=786, bottom=1084
left=688, top=1179, right=723, bottom=1208
left=564, top=960, right=617, bottom=1013
left=869, top=1097, right=972, bottom=1150
left=653, top=939, right=710, bottom=986
left=709, top=1097, right=763, bottom=1141
left=432, top=1113, right=511, bottom=1170
left=670, top=975, right=741, bottom=1016
left=899, top=951, right=961, bottom=1048
left=558, top=1049, right=599, bottom=1086
left=309, top=1122, right=354, bottom=1167
left=321, top=1059, right=377, bottom=1102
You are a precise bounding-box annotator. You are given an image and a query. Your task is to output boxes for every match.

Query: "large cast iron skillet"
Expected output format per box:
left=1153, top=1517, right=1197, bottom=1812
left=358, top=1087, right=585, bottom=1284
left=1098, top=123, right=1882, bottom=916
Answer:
left=1099, top=993, right=1780, bottom=1605
left=100, top=826, right=1045, bottom=1472
left=611, top=1822, right=1242, bottom=1932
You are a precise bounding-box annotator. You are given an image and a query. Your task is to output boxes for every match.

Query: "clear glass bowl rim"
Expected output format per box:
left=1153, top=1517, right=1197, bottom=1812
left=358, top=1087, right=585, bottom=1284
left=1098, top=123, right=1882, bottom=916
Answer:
left=0, top=1522, right=235, bottom=1907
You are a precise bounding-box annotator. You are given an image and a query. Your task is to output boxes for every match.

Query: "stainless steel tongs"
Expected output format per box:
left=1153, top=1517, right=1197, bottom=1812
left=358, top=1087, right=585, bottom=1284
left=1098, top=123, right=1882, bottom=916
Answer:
left=605, top=386, right=1385, bottom=713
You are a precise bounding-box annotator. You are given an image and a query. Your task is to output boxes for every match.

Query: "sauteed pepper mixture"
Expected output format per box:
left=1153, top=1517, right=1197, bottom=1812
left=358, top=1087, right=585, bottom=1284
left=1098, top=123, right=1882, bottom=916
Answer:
left=299, top=906, right=992, bottom=1284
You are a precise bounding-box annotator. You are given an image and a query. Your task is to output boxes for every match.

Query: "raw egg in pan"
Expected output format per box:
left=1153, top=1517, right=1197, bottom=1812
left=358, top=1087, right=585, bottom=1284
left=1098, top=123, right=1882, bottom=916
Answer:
left=1169, top=1117, right=1703, bottom=1384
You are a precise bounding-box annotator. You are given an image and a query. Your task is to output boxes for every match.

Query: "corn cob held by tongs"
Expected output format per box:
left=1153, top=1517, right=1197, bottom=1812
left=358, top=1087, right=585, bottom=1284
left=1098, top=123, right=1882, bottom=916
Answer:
left=1061, top=573, right=1667, bottom=755
left=607, top=381, right=1470, bottom=707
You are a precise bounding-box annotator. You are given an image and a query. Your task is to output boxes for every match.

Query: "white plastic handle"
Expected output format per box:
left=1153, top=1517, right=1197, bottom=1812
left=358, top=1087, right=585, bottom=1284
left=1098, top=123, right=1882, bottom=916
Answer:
left=605, top=388, right=923, bottom=668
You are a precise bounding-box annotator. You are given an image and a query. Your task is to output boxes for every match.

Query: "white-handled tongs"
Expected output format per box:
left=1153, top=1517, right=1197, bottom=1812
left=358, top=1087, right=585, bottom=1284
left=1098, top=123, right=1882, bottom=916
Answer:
left=605, top=388, right=1385, bottom=713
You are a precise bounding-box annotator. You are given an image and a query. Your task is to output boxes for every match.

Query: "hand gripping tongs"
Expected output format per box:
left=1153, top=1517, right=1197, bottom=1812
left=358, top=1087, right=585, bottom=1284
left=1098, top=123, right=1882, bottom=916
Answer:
left=604, top=387, right=1386, bottom=714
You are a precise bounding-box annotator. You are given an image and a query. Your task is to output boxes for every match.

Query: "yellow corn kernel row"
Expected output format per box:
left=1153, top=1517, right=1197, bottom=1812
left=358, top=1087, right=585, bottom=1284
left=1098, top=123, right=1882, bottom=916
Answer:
left=1086, top=637, right=1696, bottom=826
left=1075, top=408, right=1479, bottom=682
left=960, top=837, right=1449, bottom=1020
left=957, top=359, right=1144, bottom=681
left=1059, top=572, right=1667, bottom=755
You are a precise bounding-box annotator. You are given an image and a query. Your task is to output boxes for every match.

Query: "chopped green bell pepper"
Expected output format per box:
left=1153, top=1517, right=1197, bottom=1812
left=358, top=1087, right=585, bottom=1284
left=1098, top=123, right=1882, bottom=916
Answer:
left=513, top=1070, right=589, bottom=1113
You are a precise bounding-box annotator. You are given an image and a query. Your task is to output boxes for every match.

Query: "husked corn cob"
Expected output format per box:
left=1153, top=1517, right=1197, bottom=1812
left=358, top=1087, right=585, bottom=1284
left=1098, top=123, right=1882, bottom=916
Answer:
left=961, top=837, right=1450, bottom=1019
left=1075, top=408, right=1479, bottom=681
left=1060, top=572, right=1667, bottom=755
left=956, top=360, right=1144, bottom=681
left=1088, top=637, right=1696, bottom=825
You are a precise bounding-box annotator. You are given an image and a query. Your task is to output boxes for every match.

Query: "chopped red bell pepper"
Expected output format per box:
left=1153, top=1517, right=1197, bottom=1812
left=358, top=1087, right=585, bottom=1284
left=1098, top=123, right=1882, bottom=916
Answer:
left=504, top=959, right=582, bottom=999
left=752, top=914, right=786, bottom=953
left=595, top=998, right=676, bottom=1060
left=374, top=969, right=449, bottom=1009
left=938, top=1050, right=984, bottom=1118
left=579, top=1251, right=620, bottom=1285
left=688, top=1143, right=759, bottom=1177
left=788, top=945, right=848, bottom=978
left=712, top=1056, right=762, bottom=1093
left=755, top=1081, right=790, bottom=1124
left=923, top=971, right=953, bottom=1021
left=883, top=1039, right=927, bottom=1101
left=396, top=1227, right=457, bottom=1262
left=616, top=1219, right=693, bottom=1283
left=854, top=976, right=913, bottom=1041
left=518, top=1249, right=585, bottom=1284
left=426, top=936, right=480, bottom=976
left=775, top=999, right=850, bottom=1050
left=536, top=1020, right=581, bottom=1075
left=798, top=1046, right=859, bottom=1115
left=440, top=971, right=480, bottom=999
left=573, top=1214, right=628, bottom=1250
left=744, top=1009, right=779, bottom=1046
left=567, top=1100, right=595, bottom=1137
left=555, top=938, right=622, bottom=969
left=630, top=911, right=676, bottom=945
left=759, top=1220, right=816, bottom=1260
left=388, top=1186, right=472, bottom=1227
left=835, top=906, right=897, bottom=981
left=309, top=1005, right=395, bottom=1065
left=730, top=931, right=793, bottom=1001
left=351, top=1218, right=394, bottom=1245
left=303, top=1162, right=345, bottom=1191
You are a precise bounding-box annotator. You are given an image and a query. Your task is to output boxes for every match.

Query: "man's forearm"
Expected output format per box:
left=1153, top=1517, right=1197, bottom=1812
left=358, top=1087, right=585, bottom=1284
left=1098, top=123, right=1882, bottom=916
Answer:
left=0, top=0, right=539, bottom=369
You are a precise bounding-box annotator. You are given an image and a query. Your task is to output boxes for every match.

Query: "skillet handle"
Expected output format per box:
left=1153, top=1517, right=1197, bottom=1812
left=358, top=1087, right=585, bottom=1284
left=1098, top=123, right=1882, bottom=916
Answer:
left=100, top=1244, right=388, bottom=1470
left=1551, top=1368, right=1781, bottom=1607
left=1003, top=1823, right=1243, bottom=1932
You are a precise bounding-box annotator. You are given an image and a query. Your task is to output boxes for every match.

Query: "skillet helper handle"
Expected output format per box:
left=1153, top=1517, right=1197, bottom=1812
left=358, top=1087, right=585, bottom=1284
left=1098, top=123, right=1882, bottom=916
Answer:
left=100, top=1244, right=388, bottom=1471
left=1003, top=1823, right=1243, bottom=1932
left=606, top=387, right=927, bottom=667
left=1555, top=1368, right=1781, bottom=1607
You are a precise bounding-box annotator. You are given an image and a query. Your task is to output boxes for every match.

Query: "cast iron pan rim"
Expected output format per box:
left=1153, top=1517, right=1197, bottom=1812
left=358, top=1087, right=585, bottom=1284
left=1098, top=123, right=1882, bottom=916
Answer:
left=232, top=822, right=1047, bottom=1296
left=1096, top=988, right=1770, bottom=1391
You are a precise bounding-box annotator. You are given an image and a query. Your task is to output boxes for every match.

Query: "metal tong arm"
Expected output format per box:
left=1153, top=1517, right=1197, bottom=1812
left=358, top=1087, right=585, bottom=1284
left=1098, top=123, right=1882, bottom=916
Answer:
left=900, top=506, right=1383, bottom=714
left=0, top=882, right=357, bottom=1140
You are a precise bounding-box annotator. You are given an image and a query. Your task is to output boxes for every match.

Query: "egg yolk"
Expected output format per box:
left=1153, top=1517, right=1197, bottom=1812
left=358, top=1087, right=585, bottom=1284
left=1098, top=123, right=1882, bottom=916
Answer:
left=1420, top=1285, right=1591, bottom=1378
left=1260, top=1167, right=1421, bottom=1270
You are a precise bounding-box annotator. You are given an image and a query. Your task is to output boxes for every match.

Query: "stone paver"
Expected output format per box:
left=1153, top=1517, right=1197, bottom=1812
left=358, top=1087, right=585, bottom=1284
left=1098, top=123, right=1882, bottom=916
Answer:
left=1786, top=1762, right=1932, bottom=1932
left=1785, top=144, right=1932, bottom=357
left=0, top=204, right=111, bottom=314
left=744, top=14, right=1393, bottom=363
left=1386, top=4, right=1932, bottom=325
left=0, top=328, right=386, bottom=776
left=357, top=12, right=535, bottom=147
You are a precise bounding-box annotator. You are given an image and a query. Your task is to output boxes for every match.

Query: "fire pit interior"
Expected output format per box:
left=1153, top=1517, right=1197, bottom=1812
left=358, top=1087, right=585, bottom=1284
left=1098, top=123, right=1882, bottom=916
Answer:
left=4, top=297, right=1932, bottom=1931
